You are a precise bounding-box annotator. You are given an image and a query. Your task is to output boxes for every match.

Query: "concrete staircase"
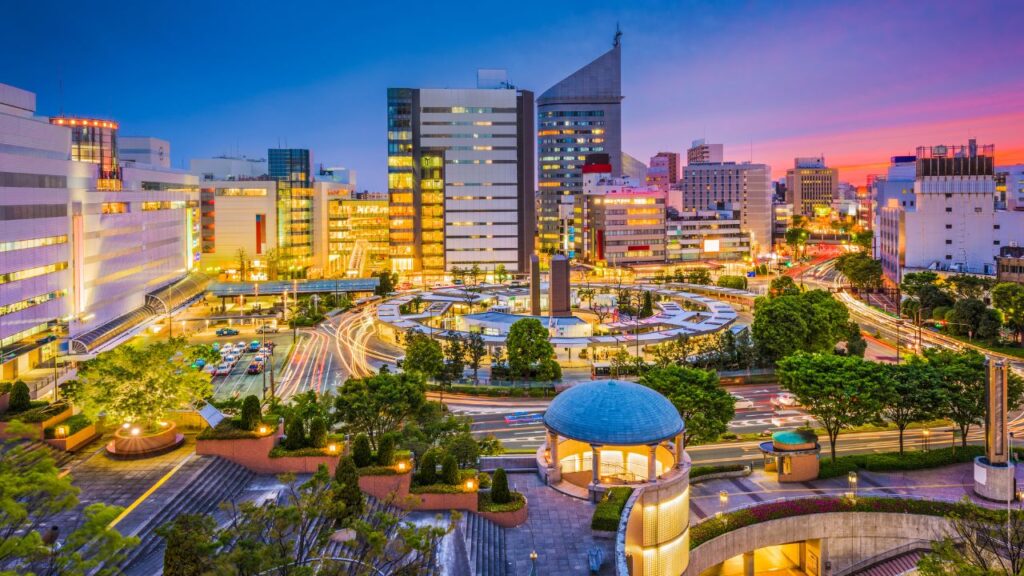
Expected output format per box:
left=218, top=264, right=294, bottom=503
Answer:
left=118, top=455, right=254, bottom=576
left=464, top=511, right=510, bottom=576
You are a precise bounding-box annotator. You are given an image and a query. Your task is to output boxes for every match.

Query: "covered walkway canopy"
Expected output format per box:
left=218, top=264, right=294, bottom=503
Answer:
left=206, top=278, right=379, bottom=297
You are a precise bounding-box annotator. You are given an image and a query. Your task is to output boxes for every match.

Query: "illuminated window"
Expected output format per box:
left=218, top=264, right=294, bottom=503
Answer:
left=101, top=202, right=129, bottom=214
left=0, top=235, right=68, bottom=253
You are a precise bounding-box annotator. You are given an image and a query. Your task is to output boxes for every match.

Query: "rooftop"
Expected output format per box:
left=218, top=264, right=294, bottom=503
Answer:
left=543, top=380, right=684, bottom=445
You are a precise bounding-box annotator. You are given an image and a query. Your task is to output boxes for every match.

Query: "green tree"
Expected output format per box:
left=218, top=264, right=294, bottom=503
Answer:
left=469, top=264, right=482, bottom=286
left=308, top=416, right=328, bottom=448
left=900, top=271, right=940, bottom=300
left=845, top=322, right=867, bottom=358
left=235, top=247, right=249, bottom=282
left=777, top=352, right=885, bottom=461
left=464, top=332, right=486, bottom=384
left=8, top=380, right=30, bottom=412
left=716, top=275, right=748, bottom=290
left=372, top=271, right=398, bottom=296
left=494, top=264, right=508, bottom=284
left=835, top=252, right=883, bottom=290
left=403, top=331, right=445, bottom=382
left=443, top=334, right=466, bottom=384
left=158, top=513, right=217, bottom=576
left=785, top=227, right=809, bottom=258
left=577, top=287, right=595, bottom=309
left=918, top=500, right=1024, bottom=576
left=443, top=431, right=480, bottom=469
left=944, top=274, right=995, bottom=301
left=352, top=433, right=373, bottom=467
left=687, top=269, right=712, bottom=285
left=640, top=365, right=734, bottom=447
left=505, top=318, right=554, bottom=381
left=375, top=434, right=396, bottom=466
left=769, top=275, right=801, bottom=297
left=640, top=290, right=654, bottom=318
left=417, top=449, right=439, bottom=485
left=992, top=282, right=1024, bottom=342
left=490, top=468, right=511, bottom=504
left=239, top=394, right=261, bottom=431
left=333, top=455, right=364, bottom=523
left=441, top=453, right=459, bottom=485
left=67, top=338, right=212, bottom=427
left=945, top=298, right=997, bottom=340
left=284, top=416, right=307, bottom=450
left=851, top=229, right=873, bottom=251
left=335, top=371, right=426, bottom=450
left=880, top=358, right=942, bottom=453
left=186, top=344, right=221, bottom=367
left=926, top=348, right=1023, bottom=447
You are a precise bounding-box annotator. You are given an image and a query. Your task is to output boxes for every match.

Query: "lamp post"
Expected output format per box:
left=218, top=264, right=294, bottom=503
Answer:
left=718, top=490, right=729, bottom=520
left=848, top=471, right=858, bottom=502
left=922, top=428, right=930, bottom=452
left=529, top=550, right=538, bottom=576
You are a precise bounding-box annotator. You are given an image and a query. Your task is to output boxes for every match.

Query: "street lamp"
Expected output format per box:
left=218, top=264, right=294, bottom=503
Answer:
left=718, top=490, right=729, bottom=521
left=922, top=429, right=931, bottom=452
left=847, top=471, right=858, bottom=502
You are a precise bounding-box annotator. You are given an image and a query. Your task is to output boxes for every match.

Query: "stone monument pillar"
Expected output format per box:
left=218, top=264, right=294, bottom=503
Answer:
left=549, top=254, right=572, bottom=317
left=529, top=254, right=541, bottom=316
left=974, top=359, right=1014, bottom=501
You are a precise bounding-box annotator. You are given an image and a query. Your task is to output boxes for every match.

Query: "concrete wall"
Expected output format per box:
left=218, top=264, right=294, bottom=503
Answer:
left=681, top=512, right=951, bottom=576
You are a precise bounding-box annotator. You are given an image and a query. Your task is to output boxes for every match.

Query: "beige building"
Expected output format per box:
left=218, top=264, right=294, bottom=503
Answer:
left=326, top=192, right=390, bottom=277
left=786, top=157, right=838, bottom=218
left=578, top=187, right=666, bottom=266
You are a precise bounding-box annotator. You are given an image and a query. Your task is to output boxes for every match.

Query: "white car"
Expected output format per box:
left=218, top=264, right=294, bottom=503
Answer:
left=772, top=392, right=800, bottom=407
left=214, top=363, right=233, bottom=376
left=222, top=354, right=238, bottom=365
left=731, top=394, right=755, bottom=410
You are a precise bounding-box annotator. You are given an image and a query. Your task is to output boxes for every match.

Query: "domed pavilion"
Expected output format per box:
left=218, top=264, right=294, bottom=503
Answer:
left=540, top=379, right=686, bottom=501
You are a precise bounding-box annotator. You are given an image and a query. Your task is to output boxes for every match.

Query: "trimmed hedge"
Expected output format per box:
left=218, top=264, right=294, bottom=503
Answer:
left=409, top=483, right=469, bottom=495
left=44, top=414, right=92, bottom=439
left=591, top=487, right=634, bottom=532
left=818, top=446, right=987, bottom=479
left=357, top=465, right=401, bottom=477
left=690, top=496, right=973, bottom=549
left=478, top=491, right=525, bottom=513
left=197, top=418, right=275, bottom=440
left=690, top=464, right=745, bottom=480
left=269, top=445, right=337, bottom=458
left=0, top=401, right=64, bottom=423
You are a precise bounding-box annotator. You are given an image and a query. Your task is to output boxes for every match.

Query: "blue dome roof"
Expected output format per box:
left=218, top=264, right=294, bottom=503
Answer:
left=543, top=380, right=684, bottom=445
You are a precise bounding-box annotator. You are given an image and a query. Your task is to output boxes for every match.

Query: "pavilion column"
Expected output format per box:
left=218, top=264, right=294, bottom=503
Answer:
left=647, top=443, right=659, bottom=482
left=591, top=444, right=602, bottom=486
left=674, top=432, right=685, bottom=468
left=548, top=430, right=559, bottom=466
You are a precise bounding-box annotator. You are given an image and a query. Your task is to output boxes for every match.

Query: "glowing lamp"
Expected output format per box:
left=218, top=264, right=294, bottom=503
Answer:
left=397, top=461, right=408, bottom=472
left=719, top=490, right=729, bottom=507
left=55, top=426, right=67, bottom=439
left=122, top=422, right=131, bottom=429
left=847, top=471, right=858, bottom=486
left=258, top=425, right=269, bottom=435
left=530, top=551, right=538, bottom=561
left=130, top=427, right=141, bottom=436
left=465, top=479, right=476, bottom=491
left=158, top=421, right=169, bottom=428
left=328, top=443, right=339, bottom=454
left=922, top=429, right=931, bottom=437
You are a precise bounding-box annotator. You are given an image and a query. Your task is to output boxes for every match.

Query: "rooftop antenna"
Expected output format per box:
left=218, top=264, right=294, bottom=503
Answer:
left=613, top=23, right=622, bottom=48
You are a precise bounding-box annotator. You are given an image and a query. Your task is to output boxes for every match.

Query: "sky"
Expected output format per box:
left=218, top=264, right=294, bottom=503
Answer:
left=3, top=0, right=1023, bottom=189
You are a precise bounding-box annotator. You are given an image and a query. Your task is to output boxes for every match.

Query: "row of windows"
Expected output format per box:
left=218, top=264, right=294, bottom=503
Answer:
left=539, top=120, right=605, bottom=128
left=422, top=106, right=517, bottom=114
left=0, top=234, right=68, bottom=253
left=0, top=203, right=68, bottom=221
left=140, top=181, right=199, bottom=192
left=540, top=146, right=605, bottom=154
left=422, top=121, right=517, bottom=126
left=539, top=110, right=605, bottom=118
left=0, top=289, right=66, bottom=317
left=0, top=261, right=68, bottom=285
left=0, top=171, right=68, bottom=189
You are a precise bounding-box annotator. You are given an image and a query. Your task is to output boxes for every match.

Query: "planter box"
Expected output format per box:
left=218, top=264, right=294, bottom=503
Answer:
left=359, top=471, right=412, bottom=503
left=0, top=392, right=9, bottom=414
left=413, top=491, right=478, bottom=512
left=45, top=423, right=99, bottom=452
left=480, top=498, right=529, bottom=528
left=196, top=422, right=339, bottom=475
left=0, top=405, right=73, bottom=440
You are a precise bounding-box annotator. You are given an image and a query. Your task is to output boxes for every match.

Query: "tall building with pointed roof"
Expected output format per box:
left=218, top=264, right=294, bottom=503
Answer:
left=537, top=41, right=623, bottom=257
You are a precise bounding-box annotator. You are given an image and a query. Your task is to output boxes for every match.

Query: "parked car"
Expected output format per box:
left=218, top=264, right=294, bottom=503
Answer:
left=247, top=360, right=264, bottom=375
left=216, top=327, right=239, bottom=336
left=257, top=324, right=279, bottom=334
left=731, top=393, right=755, bottom=410
left=214, top=363, right=233, bottom=376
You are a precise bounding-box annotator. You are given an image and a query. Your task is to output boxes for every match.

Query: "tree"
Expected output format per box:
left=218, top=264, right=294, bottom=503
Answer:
left=417, top=450, right=439, bottom=485
left=491, top=468, right=511, bottom=504
left=372, top=271, right=398, bottom=296
left=67, top=338, right=212, bottom=427
left=239, top=394, right=261, bottom=431
left=494, top=264, right=508, bottom=284
left=308, top=416, right=328, bottom=448
left=264, top=247, right=281, bottom=281
left=992, top=282, right=1024, bottom=342
left=835, top=252, right=883, bottom=290
left=8, top=380, right=30, bottom=412
left=235, top=247, right=249, bottom=281
left=918, top=500, right=1024, bottom=576
left=375, top=434, right=396, bottom=466
left=769, top=275, right=801, bottom=297
left=505, top=318, right=554, bottom=381
left=785, top=227, right=809, bottom=258
left=443, top=334, right=466, bottom=384
left=352, top=433, right=373, bottom=467
left=717, top=275, right=748, bottom=290
left=753, top=290, right=851, bottom=360
left=777, top=352, right=885, bottom=461
left=926, top=348, right=1023, bottom=447
left=880, top=358, right=942, bottom=453
left=469, top=264, right=482, bottom=287
left=944, top=274, right=994, bottom=301
left=640, top=290, right=654, bottom=318
left=441, top=453, right=459, bottom=485
left=334, top=371, right=426, bottom=450
left=0, top=424, right=138, bottom=575
left=333, top=455, right=364, bottom=523
left=851, top=229, right=873, bottom=251
left=687, top=269, right=712, bottom=285
left=450, top=266, right=465, bottom=285
left=284, top=416, right=307, bottom=450
left=639, top=365, right=734, bottom=447
left=577, top=287, right=595, bottom=309
left=158, top=513, right=217, bottom=576
left=403, top=331, right=445, bottom=382
left=900, top=271, right=940, bottom=300
left=443, top=431, right=480, bottom=468
left=945, top=298, right=995, bottom=340
left=465, top=332, right=486, bottom=384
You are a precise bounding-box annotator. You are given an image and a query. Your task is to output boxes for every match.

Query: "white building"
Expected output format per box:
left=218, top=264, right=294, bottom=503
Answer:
left=997, top=164, right=1024, bottom=210
left=679, top=160, right=773, bottom=255
left=665, top=207, right=751, bottom=263
left=190, top=156, right=268, bottom=181
left=877, top=141, right=1024, bottom=283
left=687, top=139, right=723, bottom=165
left=119, top=136, right=170, bottom=168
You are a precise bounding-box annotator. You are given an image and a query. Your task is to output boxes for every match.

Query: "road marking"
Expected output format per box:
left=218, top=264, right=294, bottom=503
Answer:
left=107, top=453, right=194, bottom=530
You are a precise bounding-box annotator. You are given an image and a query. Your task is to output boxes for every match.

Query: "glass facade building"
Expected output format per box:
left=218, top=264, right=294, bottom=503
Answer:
left=269, top=148, right=313, bottom=276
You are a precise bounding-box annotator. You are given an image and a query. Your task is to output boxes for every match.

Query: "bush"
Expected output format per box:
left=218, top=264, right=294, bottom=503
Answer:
left=376, top=434, right=396, bottom=466
left=283, top=417, right=306, bottom=450
left=441, top=454, right=460, bottom=485
left=690, top=464, right=745, bottom=480
left=591, top=487, right=633, bottom=531
left=8, top=381, right=31, bottom=413
left=352, top=433, right=373, bottom=468
left=239, top=395, right=261, bottom=431
left=818, top=446, right=985, bottom=479
left=333, top=456, right=364, bottom=521
left=410, top=483, right=467, bottom=495
left=0, top=400, right=64, bottom=423
left=269, top=446, right=333, bottom=458
left=308, top=416, right=328, bottom=448
left=357, top=465, right=401, bottom=476
left=491, top=468, right=511, bottom=504
left=717, top=275, right=748, bottom=290
left=157, top=513, right=217, bottom=576
left=417, top=449, right=439, bottom=485
left=43, top=414, right=92, bottom=439
left=478, top=471, right=492, bottom=489
left=478, top=490, right=525, bottom=513
left=444, top=432, right=480, bottom=468
left=932, top=306, right=951, bottom=321
left=197, top=418, right=265, bottom=440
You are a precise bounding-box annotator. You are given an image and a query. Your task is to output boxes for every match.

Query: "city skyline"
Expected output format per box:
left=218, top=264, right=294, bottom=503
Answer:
left=4, top=1, right=1022, bottom=189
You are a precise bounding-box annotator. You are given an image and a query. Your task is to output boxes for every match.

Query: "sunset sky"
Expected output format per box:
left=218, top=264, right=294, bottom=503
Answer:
left=3, top=0, right=1022, bottom=187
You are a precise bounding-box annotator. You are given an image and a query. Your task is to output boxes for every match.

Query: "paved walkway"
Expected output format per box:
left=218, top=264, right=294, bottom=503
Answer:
left=505, top=473, right=615, bottom=576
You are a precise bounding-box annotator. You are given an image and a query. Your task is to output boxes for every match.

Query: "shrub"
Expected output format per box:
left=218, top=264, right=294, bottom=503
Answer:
left=269, top=446, right=334, bottom=458
left=417, top=449, right=439, bottom=485
left=239, top=395, right=261, bottom=431
left=157, top=513, right=216, bottom=576
left=591, top=487, right=633, bottom=531
left=690, top=464, right=745, bottom=480
left=333, top=456, right=364, bottom=521
left=444, top=432, right=480, bottom=468
left=478, top=491, right=525, bottom=513
left=818, top=446, right=984, bottom=479
left=308, top=416, right=328, bottom=448
left=376, top=434, right=396, bottom=466
left=410, top=483, right=466, bottom=494
left=490, top=468, right=511, bottom=504
left=43, top=414, right=92, bottom=439
left=197, top=418, right=263, bottom=440
left=357, top=465, right=401, bottom=476
left=478, top=472, right=492, bottom=489
left=352, top=433, right=373, bottom=468
left=441, top=454, right=460, bottom=485
left=283, top=417, right=306, bottom=450
left=9, top=381, right=31, bottom=413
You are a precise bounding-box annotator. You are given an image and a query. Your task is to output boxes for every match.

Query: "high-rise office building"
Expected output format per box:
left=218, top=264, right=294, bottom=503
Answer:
left=387, top=81, right=535, bottom=277
left=877, top=140, right=1023, bottom=283
left=687, top=139, right=723, bottom=165
left=786, top=157, right=838, bottom=217
left=679, top=161, right=773, bottom=255
left=537, top=41, right=623, bottom=256
left=268, top=149, right=314, bottom=275
left=646, top=152, right=680, bottom=190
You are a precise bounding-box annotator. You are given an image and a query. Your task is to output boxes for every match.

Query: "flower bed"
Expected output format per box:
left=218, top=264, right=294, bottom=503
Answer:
left=690, top=464, right=746, bottom=480
left=591, top=487, right=634, bottom=532
left=818, top=446, right=989, bottom=478
left=689, top=496, right=970, bottom=549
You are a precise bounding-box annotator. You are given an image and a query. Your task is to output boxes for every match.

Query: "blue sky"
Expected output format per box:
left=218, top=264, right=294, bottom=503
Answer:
left=4, top=0, right=1023, bottom=187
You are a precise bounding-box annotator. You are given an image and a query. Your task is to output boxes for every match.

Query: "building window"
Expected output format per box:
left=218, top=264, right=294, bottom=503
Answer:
left=945, top=224, right=952, bottom=229
left=945, top=239, right=952, bottom=244
left=945, top=255, right=953, bottom=260
left=995, top=240, right=1001, bottom=245
left=945, top=207, right=953, bottom=213
left=995, top=224, right=1001, bottom=229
